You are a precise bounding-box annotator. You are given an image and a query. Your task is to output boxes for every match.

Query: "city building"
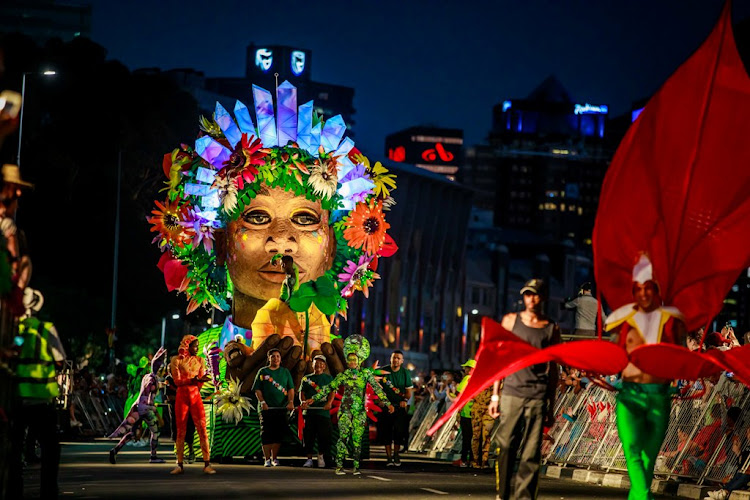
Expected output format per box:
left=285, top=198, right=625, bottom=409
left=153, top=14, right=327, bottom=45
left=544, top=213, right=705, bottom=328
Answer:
left=1, top=0, right=91, bottom=44
left=203, top=44, right=355, bottom=137
left=385, top=126, right=463, bottom=180
left=340, top=162, right=473, bottom=370
left=466, top=76, right=612, bottom=245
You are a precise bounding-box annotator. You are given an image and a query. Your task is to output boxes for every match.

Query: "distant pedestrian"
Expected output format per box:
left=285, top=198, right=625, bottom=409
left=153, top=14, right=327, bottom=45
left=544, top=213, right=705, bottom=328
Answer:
left=562, top=282, right=605, bottom=336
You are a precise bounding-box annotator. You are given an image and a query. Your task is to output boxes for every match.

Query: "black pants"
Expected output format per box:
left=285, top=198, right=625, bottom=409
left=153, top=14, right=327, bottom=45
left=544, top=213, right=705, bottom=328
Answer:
left=378, top=406, right=410, bottom=449
left=303, top=413, right=333, bottom=464
left=9, top=401, right=60, bottom=499
left=497, top=395, right=545, bottom=500
left=460, top=416, right=473, bottom=463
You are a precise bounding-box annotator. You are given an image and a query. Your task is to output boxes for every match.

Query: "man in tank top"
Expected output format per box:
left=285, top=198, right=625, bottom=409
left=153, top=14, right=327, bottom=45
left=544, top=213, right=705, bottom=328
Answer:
left=488, top=278, right=560, bottom=500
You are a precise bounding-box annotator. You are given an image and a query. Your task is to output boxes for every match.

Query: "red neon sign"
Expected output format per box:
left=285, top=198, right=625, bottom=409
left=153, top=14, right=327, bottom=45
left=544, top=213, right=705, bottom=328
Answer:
left=421, top=142, right=454, bottom=162
left=388, top=146, right=406, bottom=162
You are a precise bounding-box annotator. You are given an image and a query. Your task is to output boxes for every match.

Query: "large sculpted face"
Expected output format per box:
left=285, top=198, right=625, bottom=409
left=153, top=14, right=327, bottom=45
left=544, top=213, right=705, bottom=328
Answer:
left=226, top=185, right=336, bottom=302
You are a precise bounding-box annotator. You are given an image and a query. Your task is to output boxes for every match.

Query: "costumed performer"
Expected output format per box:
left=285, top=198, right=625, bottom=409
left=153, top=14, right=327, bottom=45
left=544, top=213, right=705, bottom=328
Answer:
left=299, top=354, right=335, bottom=468
left=603, top=256, right=686, bottom=500
left=109, top=346, right=168, bottom=464
left=303, top=335, right=394, bottom=475
left=170, top=335, right=215, bottom=475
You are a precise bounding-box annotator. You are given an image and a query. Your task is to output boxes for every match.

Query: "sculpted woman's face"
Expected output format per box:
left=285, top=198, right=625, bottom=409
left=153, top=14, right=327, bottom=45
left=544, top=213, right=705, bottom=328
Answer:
left=226, top=185, right=336, bottom=302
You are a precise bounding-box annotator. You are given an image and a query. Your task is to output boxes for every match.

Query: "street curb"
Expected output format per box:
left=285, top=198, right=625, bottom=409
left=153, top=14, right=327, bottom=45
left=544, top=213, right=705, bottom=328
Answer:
left=651, top=479, right=679, bottom=495
left=544, top=465, right=574, bottom=479
left=571, top=469, right=604, bottom=485
left=602, top=473, right=630, bottom=489
left=676, top=483, right=712, bottom=499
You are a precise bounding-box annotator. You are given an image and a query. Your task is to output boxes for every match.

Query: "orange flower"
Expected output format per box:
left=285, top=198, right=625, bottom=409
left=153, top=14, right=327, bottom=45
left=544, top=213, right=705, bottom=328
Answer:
left=148, top=198, right=193, bottom=247
left=343, top=200, right=390, bottom=255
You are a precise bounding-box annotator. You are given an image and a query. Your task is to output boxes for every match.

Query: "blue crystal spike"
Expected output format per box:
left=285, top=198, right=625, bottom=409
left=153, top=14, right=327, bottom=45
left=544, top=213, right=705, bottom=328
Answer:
left=309, top=121, right=322, bottom=156
left=234, top=100, right=256, bottom=135
left=214, top=102, right=242, bottom=148
left=276, top=81, right=298, bottom=146
left=320, top=115, right=346, bottom=153
left=252, top=84, right=277, bottom=147
left=195, top=136, right=231, bottom=170
left=297, top=100, right=313, bottom=152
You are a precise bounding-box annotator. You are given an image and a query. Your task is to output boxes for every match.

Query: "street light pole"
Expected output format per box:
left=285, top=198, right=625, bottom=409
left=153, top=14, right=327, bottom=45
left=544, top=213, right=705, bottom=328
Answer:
left=16, top=73, right=26, bottom=167
left=16, top=70, right=56, bottom=168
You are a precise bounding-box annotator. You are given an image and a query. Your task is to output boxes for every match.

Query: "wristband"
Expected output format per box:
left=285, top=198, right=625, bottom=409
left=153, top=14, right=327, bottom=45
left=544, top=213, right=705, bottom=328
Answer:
left=490, top=394, right=500, bottom=402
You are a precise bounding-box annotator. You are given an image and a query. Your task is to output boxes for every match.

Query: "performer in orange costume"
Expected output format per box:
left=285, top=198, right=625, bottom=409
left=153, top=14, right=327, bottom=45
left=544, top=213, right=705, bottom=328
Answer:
left=169, top=335, right=216, bottom=475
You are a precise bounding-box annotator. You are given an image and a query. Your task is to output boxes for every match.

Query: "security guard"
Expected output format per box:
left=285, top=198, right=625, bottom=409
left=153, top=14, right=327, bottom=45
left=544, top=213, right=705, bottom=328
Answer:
left=9, top=289, right=66, bottom=499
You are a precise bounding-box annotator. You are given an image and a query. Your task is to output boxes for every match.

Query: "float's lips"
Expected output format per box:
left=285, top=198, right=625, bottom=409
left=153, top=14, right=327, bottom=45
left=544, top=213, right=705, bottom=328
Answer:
left=257, top=262, right=306, bottom=284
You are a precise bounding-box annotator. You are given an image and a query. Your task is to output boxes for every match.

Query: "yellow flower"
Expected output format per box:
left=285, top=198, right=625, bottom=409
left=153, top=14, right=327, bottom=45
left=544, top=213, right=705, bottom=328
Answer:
left=354, top=154, right=396, bottom=199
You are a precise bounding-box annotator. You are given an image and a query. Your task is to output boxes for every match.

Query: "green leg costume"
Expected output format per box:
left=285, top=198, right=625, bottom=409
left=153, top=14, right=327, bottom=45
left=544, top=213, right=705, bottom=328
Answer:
left=616, top=382, right=672, bottom=500
left=336, top=411, right=367, bottom=469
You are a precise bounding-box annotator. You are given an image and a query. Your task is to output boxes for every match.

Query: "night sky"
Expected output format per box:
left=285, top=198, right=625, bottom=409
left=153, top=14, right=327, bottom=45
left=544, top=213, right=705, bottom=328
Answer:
left=89, top=0, right=750, bottom=155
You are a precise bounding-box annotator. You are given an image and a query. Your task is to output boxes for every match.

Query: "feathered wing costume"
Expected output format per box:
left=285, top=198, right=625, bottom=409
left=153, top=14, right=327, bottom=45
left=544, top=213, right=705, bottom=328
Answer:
left=429, top=0, right=750, bottom=436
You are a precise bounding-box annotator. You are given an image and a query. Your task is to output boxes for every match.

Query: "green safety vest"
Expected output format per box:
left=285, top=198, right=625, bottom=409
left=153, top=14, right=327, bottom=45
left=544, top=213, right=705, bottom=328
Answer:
left=16, top=317, right=59, bottom=400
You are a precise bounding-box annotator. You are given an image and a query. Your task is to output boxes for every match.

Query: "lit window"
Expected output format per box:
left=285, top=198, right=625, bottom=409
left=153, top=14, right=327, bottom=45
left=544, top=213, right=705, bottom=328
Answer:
left=577, top=207, right=583, bottom=215
left=560, top=203, right=566, bottom=211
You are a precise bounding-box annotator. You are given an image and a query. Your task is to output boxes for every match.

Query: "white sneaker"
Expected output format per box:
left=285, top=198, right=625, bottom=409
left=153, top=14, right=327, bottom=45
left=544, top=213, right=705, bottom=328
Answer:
left=264, top=459, right=272, bottom=467
left=303, top=459, right=314, bottom=468
left=271, top=459, right=280, bottom=467
left=317, top=456, right=325, bottom=468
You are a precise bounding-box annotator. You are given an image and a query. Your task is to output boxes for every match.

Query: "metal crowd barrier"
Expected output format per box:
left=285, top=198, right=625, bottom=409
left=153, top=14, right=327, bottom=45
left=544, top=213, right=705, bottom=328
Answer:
left=71, top=391, right=125, bottom=436
left=405, top=372, right=750, bottom=489
left=543, top=374, right=750, bottom=486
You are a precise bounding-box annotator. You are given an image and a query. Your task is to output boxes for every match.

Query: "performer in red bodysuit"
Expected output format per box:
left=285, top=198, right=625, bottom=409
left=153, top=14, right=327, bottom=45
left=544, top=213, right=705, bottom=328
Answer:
left=170, top=335, right=215, bottom=475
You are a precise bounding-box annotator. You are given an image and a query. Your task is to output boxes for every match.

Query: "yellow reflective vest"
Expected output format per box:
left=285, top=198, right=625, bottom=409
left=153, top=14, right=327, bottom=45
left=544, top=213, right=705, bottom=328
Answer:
left=16, top=317, right=59, bottom=400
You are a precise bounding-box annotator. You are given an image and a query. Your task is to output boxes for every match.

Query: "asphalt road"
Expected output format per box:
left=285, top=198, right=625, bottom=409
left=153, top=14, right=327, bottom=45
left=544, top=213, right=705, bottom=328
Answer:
left=17, top=441, right=676, bottom=499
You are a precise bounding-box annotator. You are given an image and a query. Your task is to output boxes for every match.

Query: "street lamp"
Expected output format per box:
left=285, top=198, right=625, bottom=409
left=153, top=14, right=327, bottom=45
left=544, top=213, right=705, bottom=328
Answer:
left=17, top=70, right=57, bottom=168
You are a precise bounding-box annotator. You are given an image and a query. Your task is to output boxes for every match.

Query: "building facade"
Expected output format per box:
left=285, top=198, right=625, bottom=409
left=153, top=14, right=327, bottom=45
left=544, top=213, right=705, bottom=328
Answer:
left=339, top=162, right=473, bottom=370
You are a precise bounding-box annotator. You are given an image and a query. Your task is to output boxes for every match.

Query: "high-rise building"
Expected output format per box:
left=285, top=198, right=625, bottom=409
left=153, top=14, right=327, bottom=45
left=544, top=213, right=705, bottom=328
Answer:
left=0, top=0, right=91, bottom=44
left=487, top=76, right=611, bottom=244
left=385, top=126, right=463, bottom=181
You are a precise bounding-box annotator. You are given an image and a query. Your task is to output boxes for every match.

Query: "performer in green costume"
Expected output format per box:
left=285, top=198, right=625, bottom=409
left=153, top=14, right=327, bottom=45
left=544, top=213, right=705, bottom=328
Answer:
left=304, top=335, right=394, bottom=475
left=604, top=256, right=686, bottom=500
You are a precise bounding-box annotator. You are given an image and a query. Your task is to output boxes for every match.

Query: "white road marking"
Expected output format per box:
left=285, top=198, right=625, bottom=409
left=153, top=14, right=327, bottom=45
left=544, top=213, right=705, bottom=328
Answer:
left=368, top=475, right=392, bottom=481
left=421, top=487, right=449, bottom=495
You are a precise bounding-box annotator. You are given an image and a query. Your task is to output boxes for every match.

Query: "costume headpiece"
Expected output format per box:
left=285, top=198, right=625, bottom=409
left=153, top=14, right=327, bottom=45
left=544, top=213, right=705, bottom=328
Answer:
left=343, top=334, right=370, bottom=365
left=149, top=82, right=398, bottom=314
left=151, top=346, right=168, bottom=373
left=178, top=335, right=198, bottom=358
left=632, top=254, right=653, bottom=284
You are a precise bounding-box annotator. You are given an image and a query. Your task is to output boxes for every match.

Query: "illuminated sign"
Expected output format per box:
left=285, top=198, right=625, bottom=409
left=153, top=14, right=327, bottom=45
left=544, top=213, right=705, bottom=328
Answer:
left=502, top=100, right=512, bottom=112
left=291, top=50, right=306, bottom=76
left=574, top=103, right=608, bottom=115
left=255, top=48, right=273, bottom=72
left=388, top=146, right=406, bottom=162
left=421, top=142, right=454, bottom=162
left=631, top=107, right=644, bottom=122
left=385, top=128, right=462, bottom=177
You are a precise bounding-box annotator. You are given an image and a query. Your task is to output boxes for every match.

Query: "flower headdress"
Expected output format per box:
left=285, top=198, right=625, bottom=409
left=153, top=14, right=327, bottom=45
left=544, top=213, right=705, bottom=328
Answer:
left=149, top=82, right=398, bottom=314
